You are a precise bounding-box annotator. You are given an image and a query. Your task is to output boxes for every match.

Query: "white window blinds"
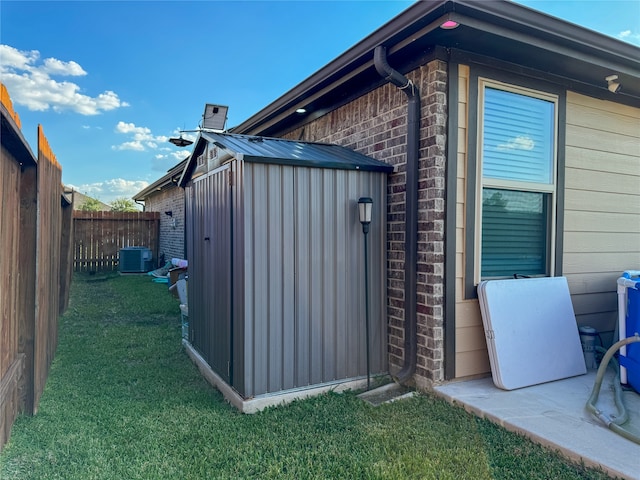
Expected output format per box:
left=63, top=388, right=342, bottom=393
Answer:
left=482, top=87, right=554, bottom=185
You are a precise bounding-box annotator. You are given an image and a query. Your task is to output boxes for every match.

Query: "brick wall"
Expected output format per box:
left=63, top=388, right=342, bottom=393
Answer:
left=144, top=185, right=185, bottom=264
left=284, top=59, right=448, bottom=387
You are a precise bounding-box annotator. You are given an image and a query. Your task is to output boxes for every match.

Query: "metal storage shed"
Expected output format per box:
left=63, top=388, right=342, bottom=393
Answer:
left=179, top=132, right=393, bottom=411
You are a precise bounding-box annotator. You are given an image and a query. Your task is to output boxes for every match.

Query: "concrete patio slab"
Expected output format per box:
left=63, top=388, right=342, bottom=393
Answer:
left=434, top=370, right=640, bottom=480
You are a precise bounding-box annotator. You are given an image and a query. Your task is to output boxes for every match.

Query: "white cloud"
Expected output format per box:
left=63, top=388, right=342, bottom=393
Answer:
left=42, top=57, right=86, bottom=76
left=151, top=156, right=176, bottom=173
left=171, top=150, right=190, bottom=160
left=152, top=151, right=190, bottom=172
left=112, top=121, right=173, bottom=152
left=112, top=141, right=145, bottom=151
left=0, top=44, right=129, bottom=115
left=67, top=178, right=149, bottom=204
left=103, top=178, right=149, bottom=194
left=497, top=135, right=535, bottom=151
left=116, top=121, right=150, bottom=136
left=173, top=129, right=197, bottom=143
left=0, top=45, right=39, bottom=70
left=151, top=150, right=191, bottom=174
left=617, top=30, right=640, bottom=45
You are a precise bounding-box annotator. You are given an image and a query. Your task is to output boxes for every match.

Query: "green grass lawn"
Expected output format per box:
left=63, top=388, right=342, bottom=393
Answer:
left=0, top=274, right=611, bottom=480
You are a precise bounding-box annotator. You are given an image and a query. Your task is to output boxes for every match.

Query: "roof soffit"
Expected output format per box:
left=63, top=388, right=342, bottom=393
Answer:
left=232, top=0, right=640, bottom=136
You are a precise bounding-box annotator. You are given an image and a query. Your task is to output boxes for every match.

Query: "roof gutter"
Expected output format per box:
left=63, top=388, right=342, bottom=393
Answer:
left=233, top=1, right=640, bottom=136
left=374, top=45, right=419, bottom=384
left=232, top=1, right=449, bottom=135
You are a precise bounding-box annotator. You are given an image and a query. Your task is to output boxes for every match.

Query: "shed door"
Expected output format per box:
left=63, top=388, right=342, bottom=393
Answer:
left=191, top=164, right=233, bottom=383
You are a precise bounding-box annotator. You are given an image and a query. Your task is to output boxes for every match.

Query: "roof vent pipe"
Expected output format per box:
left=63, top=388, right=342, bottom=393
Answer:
left=374, top=45, right=419, bottom=384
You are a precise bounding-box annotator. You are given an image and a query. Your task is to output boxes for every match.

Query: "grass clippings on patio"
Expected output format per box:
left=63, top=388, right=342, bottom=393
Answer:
left=0, top=274, right=612, bottom=480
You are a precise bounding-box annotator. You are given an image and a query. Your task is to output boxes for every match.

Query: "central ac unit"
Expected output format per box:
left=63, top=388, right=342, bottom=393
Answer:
left=119, top=247, right=153, bottom=273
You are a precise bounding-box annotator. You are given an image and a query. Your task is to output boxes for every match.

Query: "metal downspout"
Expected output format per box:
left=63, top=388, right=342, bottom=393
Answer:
left=374, top=45, right=419, bottom=384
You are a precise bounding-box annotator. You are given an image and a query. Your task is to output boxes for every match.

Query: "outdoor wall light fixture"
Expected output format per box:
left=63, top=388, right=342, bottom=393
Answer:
left=606, top=75, right=621, bottom=93
left=296, top=108, right=307, bottom=114
left=358, top=196, right=373, bottom=390
left=168, top=134, right=193, bottom=147
left=165, top=211, right=173, bottom=217
left=440, top=19, right=460, bottom=29
left=358, top=197, right=373, bottom=234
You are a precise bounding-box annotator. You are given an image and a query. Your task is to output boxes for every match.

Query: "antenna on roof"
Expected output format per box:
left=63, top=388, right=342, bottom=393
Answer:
left=169, top=123, right=194, bottom=147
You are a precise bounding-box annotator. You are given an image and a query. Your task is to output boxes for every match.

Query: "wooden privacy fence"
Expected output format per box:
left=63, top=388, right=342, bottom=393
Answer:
left=73, top=211, right=160, bottom=272
left=1, top=83, right=73, bottom=450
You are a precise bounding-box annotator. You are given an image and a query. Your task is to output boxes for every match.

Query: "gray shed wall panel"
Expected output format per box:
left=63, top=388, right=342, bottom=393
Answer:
left=231, top=160, right=246, bottom=394
left=186, top=151, right=388, bottom=400
left=187, top=165, right=232, bottom=383
left=240, top=163, right=387, bottom=397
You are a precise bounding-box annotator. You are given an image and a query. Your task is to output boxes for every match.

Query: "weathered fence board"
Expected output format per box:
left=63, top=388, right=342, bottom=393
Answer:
left=59, top=198, right=74, bottom=314
left=73, top=211, right=160, bottom=272
left=1, top=83, right=72, bottom=449
left=33, top=126, right=63, bottom=413
left=1, top=84, right=37, bottom=449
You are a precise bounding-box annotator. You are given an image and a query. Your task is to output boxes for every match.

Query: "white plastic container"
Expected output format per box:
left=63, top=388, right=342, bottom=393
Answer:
left=579, top=326, right=598, bottom=370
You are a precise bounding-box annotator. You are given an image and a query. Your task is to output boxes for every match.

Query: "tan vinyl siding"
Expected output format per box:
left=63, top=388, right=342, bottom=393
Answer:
left=563, top=92, right=640, bottom=346
left=452, top=87, right=639, bottom=379
left=454, top=65, right=491, bottom=378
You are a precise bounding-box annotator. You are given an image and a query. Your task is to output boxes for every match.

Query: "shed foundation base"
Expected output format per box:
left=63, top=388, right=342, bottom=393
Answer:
left=183, top=340, right=373, bottom=413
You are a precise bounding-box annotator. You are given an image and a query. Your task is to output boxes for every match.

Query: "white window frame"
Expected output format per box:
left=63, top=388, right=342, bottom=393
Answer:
left=474, top=78, right=559, bottom=283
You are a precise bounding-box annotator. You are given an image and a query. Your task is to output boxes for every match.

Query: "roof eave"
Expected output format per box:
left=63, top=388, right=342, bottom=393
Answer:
left=230, top=0, right=449, bottom=135
left=133, top=158, right=189, bottom=200
left=178, top=134, right=208, bottom=188
left=231, top=0, right=640, bottom=136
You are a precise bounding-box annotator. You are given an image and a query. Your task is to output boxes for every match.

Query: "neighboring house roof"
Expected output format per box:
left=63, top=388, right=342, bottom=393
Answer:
left=133, top=158, right=189, bottom=201
left=61, top=191, right=72, bottom=207
left=179, top=132, right=395, bottom=186
left=63, top=188, right=112, bottom=211
left=230, top=0, right=640, bottom=137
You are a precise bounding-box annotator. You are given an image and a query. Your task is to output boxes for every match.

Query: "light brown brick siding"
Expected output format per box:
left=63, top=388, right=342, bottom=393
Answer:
left=284, top=59, right=448, bottom=386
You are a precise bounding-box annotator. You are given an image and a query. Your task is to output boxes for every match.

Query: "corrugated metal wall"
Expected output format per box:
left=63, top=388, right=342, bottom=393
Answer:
left=186, top=158, right=388, bottom=399
left=187, top=164, right=233, bottom=383
left=238, top=163, right=387, bottom=398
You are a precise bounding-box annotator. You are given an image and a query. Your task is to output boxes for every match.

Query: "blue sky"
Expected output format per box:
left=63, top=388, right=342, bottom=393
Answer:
left=1, top=0, right=639, bottom=205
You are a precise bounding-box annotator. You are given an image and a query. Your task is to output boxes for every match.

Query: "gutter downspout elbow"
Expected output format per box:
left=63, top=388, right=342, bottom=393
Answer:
left=374, top=46, right=411, bottom=89
left=374, top=45, right=419, bottom=384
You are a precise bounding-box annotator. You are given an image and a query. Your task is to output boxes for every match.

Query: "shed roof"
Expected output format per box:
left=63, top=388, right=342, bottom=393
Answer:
left=180, top=132, right=394, bottom=186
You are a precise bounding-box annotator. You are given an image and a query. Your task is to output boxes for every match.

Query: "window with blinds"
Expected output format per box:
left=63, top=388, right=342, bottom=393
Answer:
left=481, top=189, right=549, bottom=277
left=478, top=83, right=557, bottom=279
